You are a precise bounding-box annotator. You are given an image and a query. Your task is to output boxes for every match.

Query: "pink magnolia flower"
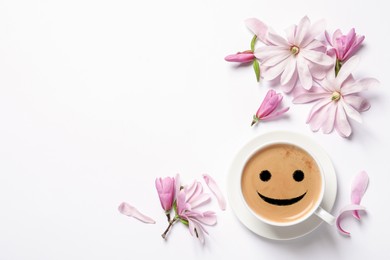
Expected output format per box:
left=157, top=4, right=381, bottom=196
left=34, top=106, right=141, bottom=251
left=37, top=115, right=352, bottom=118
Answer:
left=251, top=89, right=289, bottom=126
left=155, top=176, right=175, bottom=212
left=325, top=28, right=365, bottom=62
left=254, top=16, right=334, bottom=92
left=224, top=51, right=255, bottom=63
left=176, top=181, right=217, bottom=244
left=293, top=56, right=379, bottom=137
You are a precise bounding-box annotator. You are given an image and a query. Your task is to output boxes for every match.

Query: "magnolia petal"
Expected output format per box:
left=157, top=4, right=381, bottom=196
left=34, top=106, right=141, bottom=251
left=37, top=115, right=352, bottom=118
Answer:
left=335, top=102, right=352, bottom=138
left=341, top=98, right=363, bottom=123
left=351, top=171, right=369, bottom=219
left=307, top=103, right=329, bottom=132
left=308, top=60, right=329, bottom=80
left=262, top=52, right=291, bottom=67
left=280, top=56, right=297, bottom=85
left=262, top=57, right=290, bottom=80
left=301, top=49, right=334, bottom=66
left=203, top=174, right=226, bottom=210
left=301, top=19, right=326, bottom=48
left=307, top=98, right=333, bottom=122
left=196, top=211, right=217, bottom=226
left=285, top=24, right=296, bottom=45
left=118, top=202, right=155, bottom=224
left=244, top=18, right=268, bottom=43
left=343, top=95, right=370, bottom=112
left=261, top=106, right=290, bottom=121
left=297, top=57, right=313, bottom=90
left=336, top=204, right=366, bottom=235
left=175, top=173, right=181, bottom=200
left=255, top=45, right=289, bottom=62
left=267, top=31, right=289, bottom=47
left=322, top=102, right=337, bottom=134
left=336, top=56, right=360, bottom=86
left=188, top=193, right=211, bottom=209
left=341, top=78, right=380, bottom=95
left=281, top=70, right=298, bottom=93
left=324, top=30, right=333, bottom=46
left=293, top=92, right=329, bottom=104
left=305, top=39, right=326, bottom=51
left=294, top=16, right=311, bottom=46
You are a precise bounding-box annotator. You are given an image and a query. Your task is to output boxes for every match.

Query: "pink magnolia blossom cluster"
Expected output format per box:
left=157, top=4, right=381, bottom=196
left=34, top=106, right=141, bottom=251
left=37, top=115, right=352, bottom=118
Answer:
left=119, top=174, right=226, bottom=244
left=225, top=16, right=379, bottom=138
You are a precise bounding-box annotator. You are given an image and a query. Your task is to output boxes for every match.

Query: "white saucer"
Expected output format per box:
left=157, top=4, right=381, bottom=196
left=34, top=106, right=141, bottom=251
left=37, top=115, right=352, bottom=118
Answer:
left=227, top=131, right=337, bottom=240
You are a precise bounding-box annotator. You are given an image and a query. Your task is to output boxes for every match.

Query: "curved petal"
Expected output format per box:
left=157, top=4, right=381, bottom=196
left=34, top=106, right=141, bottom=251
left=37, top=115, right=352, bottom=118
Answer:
left=301, top=49, right=334, bottom=66
left=341, top=78, right=379, bottom=95
left=245, top=18, right=268, bottom=43
left=294, top=16, right=311, bottom=46
left=293, top=92, right=330, bottom=104
left=336, top=55, right=360, bottom=86
left=322, top=102, right=337, bottom=134
left=301, top=19, right=326, bottom=47
left=188, top=193, right=211, bottom=209
left=261, top=106, right=290, bottom=120
left=262, top=57, right=290, bottom=80
left=267, top=31, right=289, bottom=47
left=343, top=95, right=370, bottom=112
left=307, top=103, right=329, bottom=132
left=118, top=202, right=156, bottom=224
left=336, top=204, right=366, bottom=235
left=281, top=69, right=298, bottom=93
left=343, top=35, right=365, bottom=61
left=351, top=171, right=369, bottom=219
left=203, top=174, right=226, bottom=210
left=262, top=52, right=291, bottom=67
left=255, top=46, right=289, bottom=62
left=325, top=30, right=333, bottom=46
left=305, top=39, right=327, bottom=50
left=196, top=211, right=217, bottom=225
left=335, top=102, right=352, bottom=138
left=297, top=57, right=313, bottom=90
left=285, top=24, right=296, bottom=45
left=341, top=98, right=363, bottom=123
left=307, top=98, right=333, bottom=122
left=280, top=56, right=297, bottom=85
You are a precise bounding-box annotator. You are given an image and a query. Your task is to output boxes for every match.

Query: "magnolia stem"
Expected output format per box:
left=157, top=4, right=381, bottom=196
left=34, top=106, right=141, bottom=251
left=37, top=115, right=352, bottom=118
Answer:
left=161, top=218, right=178, bottom=240
left=335, top=59, right=342, bottom=76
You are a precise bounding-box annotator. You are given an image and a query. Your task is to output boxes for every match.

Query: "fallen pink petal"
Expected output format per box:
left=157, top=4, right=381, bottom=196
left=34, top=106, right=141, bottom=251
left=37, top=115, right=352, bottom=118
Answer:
left=203, top=174, right=226, bottom=210
left=351, top=171, right=369, bottom=219
left=336, top=204, right=366, bottom=235
left=118, top=202, right=156, bottom=224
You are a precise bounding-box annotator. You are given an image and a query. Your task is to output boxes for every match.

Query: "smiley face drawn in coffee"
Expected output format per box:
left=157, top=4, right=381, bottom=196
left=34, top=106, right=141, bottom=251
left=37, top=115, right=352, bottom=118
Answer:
left=257, top=169, right=306, bottom=206
left=241, top=143, right=322, bottom=224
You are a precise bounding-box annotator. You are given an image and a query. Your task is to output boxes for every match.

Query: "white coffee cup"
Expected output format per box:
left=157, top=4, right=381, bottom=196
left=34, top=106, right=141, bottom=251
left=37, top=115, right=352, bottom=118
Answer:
left=239, top=136, right=335, bottom=227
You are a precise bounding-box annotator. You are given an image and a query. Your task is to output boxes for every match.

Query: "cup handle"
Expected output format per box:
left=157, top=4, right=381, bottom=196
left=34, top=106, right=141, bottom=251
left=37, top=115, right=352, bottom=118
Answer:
left=314, top=207, right=335, bottom=225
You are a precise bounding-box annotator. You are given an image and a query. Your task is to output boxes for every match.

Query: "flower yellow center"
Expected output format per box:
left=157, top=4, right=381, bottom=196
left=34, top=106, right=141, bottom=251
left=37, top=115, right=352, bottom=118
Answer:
left=331, top=91, right=341, bottom=101
left=290, top=46, right=300, bottom=55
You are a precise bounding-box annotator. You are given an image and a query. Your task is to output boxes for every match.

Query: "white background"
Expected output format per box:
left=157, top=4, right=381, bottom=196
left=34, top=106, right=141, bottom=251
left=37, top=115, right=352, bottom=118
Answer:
left=1, top=0, right=389, bottom=259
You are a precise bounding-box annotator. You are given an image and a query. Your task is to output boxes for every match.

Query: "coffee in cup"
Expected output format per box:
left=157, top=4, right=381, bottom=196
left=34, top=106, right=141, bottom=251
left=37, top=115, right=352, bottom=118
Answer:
left=241, top=142, right=330, bottom=226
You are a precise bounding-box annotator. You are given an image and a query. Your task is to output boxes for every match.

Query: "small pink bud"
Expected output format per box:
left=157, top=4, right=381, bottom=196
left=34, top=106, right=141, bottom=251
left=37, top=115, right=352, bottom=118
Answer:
left=224, top=51, right=255, bottom=63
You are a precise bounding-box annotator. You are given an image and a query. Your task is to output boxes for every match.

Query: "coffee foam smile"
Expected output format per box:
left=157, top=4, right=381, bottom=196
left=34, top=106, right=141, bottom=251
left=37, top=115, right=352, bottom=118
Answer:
left=257, top=191, right=307, bottom=206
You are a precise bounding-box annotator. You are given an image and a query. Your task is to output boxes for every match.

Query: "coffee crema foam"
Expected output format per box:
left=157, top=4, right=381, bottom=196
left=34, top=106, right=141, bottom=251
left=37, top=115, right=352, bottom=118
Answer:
left=241, top=143, right=322, bottom=224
